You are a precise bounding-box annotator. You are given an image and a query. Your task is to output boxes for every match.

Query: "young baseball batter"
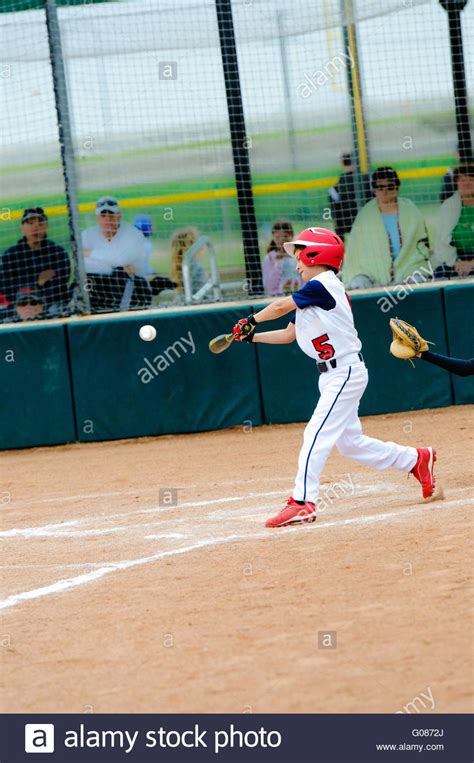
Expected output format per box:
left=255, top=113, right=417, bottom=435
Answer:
left=232, top=227, right=436, bottom=528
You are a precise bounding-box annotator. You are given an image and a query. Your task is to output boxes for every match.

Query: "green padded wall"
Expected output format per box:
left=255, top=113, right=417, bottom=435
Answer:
left=67, top=306, right=262, bottom=442
left=352, top=287, right=452, bottom=415
left=255, top=287, right=453, bottom=424
left=0, top=284, right=469, bottom=450
left=443, top=283, right=474, bottom=405
left=0, top=324, right=76, bottom=450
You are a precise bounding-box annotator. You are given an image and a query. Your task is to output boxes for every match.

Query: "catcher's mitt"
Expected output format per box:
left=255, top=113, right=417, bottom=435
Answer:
left=389, top=317, right=432, bottom=365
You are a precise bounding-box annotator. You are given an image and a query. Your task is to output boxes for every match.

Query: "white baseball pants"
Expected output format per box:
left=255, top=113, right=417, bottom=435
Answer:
left=293, top=359, right=418, bottom=503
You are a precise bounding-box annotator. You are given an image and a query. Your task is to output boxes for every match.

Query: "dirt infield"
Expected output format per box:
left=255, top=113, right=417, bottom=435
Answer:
left=1, top=405, right=472, bottom=714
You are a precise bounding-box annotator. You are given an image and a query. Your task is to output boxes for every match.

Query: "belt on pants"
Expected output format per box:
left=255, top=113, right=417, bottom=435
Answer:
left=317, top=352, right=364, bottom=374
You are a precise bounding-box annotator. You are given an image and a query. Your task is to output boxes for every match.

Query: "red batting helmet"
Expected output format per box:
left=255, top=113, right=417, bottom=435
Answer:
left=283, top=227, right=345, bottom=272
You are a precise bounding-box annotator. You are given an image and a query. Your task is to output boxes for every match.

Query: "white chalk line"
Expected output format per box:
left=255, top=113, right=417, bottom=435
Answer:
left=1, top=479, right=470, bottom=541
left=312, top=497, right=471, bottom=529
left=204, top=495, right=472, bottom=524
left=1, top=493, right=469, bottom=572
left=290, top=498, right=470, bottom=529
left=1, top=495, right=469, bottom=573
left=0, top=491, right=286, bottom=539
left=1, top=481, right=432, bottom=540
left=0, top=497, right=469, bottom=612
left=4, top=475, right=408, bottom=511
left=0, top=533, right=273, bottom=611
left=0, top=521, right=190, bottom=541
left=5, top=477, right=297, bottom=509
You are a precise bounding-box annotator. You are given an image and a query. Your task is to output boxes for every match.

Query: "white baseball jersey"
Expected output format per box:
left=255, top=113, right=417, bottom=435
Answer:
left=292, top=270, right=362, bottom=362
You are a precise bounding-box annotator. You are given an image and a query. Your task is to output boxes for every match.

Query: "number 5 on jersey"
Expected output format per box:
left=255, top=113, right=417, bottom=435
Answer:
left=312, top=333, right=335, bottom=360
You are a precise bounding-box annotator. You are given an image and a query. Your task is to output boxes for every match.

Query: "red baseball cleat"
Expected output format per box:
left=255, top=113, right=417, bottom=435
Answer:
left=411, top=447, right=436, bottom=498
left=265, top=497, right=317, bottom=528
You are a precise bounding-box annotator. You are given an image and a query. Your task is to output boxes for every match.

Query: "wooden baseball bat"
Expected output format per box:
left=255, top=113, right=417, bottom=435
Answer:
left=208, top=333, right=234, bottom=354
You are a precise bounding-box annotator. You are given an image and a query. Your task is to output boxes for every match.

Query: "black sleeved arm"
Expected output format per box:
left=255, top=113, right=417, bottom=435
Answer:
left=0, top=249, right=22, bottom=304
left=420, top=350, right=474, bottom=377
left=41, top=245, right=72, bottom=304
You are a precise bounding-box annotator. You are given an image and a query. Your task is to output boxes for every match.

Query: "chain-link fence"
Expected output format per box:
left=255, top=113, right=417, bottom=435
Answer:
left=1, top=0, right=473, bottom=322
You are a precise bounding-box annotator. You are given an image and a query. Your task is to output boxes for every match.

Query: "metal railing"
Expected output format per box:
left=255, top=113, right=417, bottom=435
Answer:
left=182, top=236, right=222, bottom=305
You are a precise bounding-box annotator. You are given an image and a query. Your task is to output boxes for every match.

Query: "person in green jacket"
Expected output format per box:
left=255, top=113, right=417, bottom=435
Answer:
left=432, top=162, right=474, bottom=279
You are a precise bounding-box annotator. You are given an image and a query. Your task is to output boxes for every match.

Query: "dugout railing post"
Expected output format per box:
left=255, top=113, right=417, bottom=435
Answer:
left=439, top=0, right=472, bottom=161
left=215, top=0, right=264, bottom=297
left=45, top=0, right=90, bottom=314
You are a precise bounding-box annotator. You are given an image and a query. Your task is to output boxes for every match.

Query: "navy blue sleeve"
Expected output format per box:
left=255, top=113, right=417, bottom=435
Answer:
left=421, top=351, right=474, bottom=377
left=289, top=311, right=296, bottom=324
left=292, top=280, right=336, bottom=310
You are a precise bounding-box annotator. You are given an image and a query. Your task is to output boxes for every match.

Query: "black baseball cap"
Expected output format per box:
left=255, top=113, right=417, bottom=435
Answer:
left=21, top=207, right=48, bottom=223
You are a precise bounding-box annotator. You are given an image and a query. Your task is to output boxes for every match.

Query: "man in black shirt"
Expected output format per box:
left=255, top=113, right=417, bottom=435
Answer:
left=328, top=153, right=371, bottom=238
left=0, top=207, right=72, bottom=317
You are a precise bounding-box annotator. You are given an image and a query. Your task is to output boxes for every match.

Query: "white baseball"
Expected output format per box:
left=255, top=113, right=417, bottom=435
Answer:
left=139, top=325, right=157, bottom=342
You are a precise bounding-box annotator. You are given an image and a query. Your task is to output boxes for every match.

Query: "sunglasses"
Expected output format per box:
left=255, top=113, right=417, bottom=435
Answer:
left=272, top=224, right=293, bottom=232
left=374, top=183, right=397, bottom=190
left=18, top=299, right=42, bottom=306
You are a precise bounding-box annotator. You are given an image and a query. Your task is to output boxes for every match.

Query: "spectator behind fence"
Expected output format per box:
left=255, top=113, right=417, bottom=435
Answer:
left=5, top=287, right=46, bottom=323
left=439, top=148, right=459, bottom=203
left=328, top=152, right=372, bottom=238
left=133, top=214, right=155, bottom=275
left=82, top=196, right=151, bottom=311
left=170, top=227, right=207, bottom=300
left=0, top=207, right=72, bottom=316
left=433, top=162, right=474, bottom=279
left=133, top=214, right=177, bottom=296
left=328, top=153, right=358, bottom=238
left=262, top=220, right=302, bottom=296
left=342, top=166, right=432, bottom=290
